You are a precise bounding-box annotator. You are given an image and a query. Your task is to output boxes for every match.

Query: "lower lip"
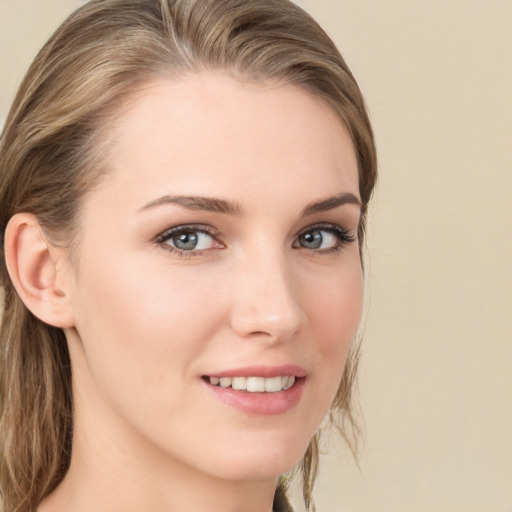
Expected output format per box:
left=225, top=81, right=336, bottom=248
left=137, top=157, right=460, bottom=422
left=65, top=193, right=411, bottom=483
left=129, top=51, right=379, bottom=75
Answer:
left=204, top=378, right=305, bottom=416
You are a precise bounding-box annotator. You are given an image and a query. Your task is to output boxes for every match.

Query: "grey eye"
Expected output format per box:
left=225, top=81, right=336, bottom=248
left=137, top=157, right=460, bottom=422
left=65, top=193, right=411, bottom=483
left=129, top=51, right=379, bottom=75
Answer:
left=172, top=232, right=199, bottom=250
left=298, top=230, right=323, bottom=249
left=297, top=230, right=337, bottom=250
left=163, top=230, right=216, bottom=251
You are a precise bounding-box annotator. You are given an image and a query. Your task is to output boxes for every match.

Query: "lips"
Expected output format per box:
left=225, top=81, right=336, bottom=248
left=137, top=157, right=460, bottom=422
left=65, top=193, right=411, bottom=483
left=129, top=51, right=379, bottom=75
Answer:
left=203, top=365, right=306, bottom=415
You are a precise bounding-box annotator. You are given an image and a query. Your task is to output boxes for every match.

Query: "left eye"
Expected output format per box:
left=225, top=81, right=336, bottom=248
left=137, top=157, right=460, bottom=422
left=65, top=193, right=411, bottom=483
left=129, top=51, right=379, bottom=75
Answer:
left=296, top=229, right=337, bottom=249
left=159, top=227, right=218, bottom=252
left=294, top=225, right=354, bottom=251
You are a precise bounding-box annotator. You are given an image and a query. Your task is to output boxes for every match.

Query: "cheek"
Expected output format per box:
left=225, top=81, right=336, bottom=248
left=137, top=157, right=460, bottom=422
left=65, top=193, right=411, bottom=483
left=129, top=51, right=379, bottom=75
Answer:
left=309, top=261, right=363, bottom=347
left=305, top=261, right=363, bottom=399
left=71, top=252, right=226, bottom=391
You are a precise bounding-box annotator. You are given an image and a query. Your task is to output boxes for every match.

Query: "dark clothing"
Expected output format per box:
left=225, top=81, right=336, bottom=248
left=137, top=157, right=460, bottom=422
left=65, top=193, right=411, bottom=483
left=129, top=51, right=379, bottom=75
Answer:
left=273, top=486, right=294, bottom=512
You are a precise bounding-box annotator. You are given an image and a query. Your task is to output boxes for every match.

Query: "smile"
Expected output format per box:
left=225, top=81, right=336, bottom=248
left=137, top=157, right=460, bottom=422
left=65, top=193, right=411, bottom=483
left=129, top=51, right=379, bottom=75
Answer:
left=207, top=375, right=296, bottom=392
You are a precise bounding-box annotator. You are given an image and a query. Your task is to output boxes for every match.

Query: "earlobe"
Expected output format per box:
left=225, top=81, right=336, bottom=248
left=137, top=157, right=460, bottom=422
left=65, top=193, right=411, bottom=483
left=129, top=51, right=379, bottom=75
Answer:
left=4, top=213, right=75, bottom=328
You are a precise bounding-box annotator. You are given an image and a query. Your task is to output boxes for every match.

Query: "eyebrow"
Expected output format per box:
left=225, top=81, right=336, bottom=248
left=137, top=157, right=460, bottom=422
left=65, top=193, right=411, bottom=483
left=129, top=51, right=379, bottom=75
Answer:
left=138, top=195, right=245, bottom=216
left=138, top=192, right=361, bottom=217
left=300, top=192, right=361, bottom=216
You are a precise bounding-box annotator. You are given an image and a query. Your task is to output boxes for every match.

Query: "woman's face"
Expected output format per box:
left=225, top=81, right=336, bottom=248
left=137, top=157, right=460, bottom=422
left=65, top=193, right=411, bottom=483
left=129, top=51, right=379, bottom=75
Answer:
left=65, top=73, right=363, bottom=482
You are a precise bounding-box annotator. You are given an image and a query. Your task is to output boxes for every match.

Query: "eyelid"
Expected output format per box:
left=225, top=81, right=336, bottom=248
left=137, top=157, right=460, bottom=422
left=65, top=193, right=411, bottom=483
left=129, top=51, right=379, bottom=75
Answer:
left=156, top=223, right=217, bottom=241
left=296, top=222, right=356, bottom=238
left=155, top=224, right=224, bottom=256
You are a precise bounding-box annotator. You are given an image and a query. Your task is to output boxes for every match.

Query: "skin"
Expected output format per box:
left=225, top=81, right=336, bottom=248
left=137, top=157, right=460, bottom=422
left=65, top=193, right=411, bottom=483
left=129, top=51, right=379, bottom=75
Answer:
left=39, top=73, right=363, bottom=512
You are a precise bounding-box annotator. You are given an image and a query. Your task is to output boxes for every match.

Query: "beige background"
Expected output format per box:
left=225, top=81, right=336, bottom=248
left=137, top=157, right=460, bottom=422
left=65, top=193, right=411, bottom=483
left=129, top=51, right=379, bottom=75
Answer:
left=1, top=1, right=511, bottom=511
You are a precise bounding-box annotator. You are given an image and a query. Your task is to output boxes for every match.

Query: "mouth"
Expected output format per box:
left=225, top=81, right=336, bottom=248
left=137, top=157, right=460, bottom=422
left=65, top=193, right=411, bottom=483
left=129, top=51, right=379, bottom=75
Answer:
left=202, top=367, right=306, bottom=415
left=204, top=375, right=297, bottom=392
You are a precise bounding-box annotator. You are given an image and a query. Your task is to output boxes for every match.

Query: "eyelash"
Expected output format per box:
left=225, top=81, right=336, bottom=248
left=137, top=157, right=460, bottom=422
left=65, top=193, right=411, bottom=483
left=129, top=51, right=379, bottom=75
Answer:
left=155, top=223, right=356, bottom=258
left=295, top=223, right=357, bottom=256
left=156, top=224, right=220, bottom=258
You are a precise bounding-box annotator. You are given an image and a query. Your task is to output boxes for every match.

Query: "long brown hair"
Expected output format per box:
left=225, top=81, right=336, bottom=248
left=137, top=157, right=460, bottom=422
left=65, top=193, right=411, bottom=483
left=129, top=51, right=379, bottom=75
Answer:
left=0, top=1, right=377, bottom=510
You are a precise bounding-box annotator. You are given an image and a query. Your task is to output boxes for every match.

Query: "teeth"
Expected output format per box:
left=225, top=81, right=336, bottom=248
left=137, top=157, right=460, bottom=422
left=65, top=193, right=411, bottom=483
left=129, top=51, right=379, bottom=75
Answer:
left=284, top=376, right=295, bottom=390
left=247, top=377, right=265, bottom=392
left=208, top=375, right=296, bottom=392
left=219, top=377, right=232, bottom=388
left=264, top=376, right=282, bottom=392
left=232, top=377, right=246, bottom=390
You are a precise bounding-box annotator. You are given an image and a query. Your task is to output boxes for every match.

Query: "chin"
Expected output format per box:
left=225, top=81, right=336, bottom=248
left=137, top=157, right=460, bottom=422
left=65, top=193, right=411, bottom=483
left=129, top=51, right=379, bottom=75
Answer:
left=198, top=432, right=311, bottom=482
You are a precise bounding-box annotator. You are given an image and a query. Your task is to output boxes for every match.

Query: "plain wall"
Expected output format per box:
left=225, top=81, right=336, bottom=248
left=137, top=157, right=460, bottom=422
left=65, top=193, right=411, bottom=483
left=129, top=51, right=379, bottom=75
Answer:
left=1, top=1, right=511, bottom=511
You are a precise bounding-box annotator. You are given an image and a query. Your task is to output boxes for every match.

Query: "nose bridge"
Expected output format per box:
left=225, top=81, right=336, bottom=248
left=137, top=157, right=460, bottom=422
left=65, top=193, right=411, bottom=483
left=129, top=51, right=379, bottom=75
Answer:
left=230, top=246, right=306, bottom=341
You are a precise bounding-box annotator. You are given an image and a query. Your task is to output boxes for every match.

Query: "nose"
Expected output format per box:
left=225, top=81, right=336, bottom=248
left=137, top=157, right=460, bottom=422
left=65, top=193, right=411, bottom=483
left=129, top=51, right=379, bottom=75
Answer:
left=229, top=250, right=307, bottom=342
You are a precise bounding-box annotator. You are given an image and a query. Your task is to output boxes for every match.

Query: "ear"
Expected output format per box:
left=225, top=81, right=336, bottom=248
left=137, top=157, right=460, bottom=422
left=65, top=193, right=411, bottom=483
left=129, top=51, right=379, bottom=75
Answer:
left=4, top=213, right=75, bottom=328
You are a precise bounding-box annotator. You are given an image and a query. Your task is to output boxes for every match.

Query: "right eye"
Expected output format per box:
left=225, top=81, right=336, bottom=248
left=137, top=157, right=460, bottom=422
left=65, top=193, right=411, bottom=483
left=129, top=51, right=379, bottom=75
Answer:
left=157, top=225, right=223, bottom=255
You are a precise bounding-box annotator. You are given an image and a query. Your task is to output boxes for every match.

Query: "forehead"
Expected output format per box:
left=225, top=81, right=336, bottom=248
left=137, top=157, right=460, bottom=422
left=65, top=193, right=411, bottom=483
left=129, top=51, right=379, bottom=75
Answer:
left=93, top=73, right=359, bottom=211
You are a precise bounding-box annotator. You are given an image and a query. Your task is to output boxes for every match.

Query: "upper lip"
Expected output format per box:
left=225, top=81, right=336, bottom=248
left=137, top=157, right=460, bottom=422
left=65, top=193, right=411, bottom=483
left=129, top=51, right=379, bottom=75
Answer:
left=205, top=364, right=307, bottom=379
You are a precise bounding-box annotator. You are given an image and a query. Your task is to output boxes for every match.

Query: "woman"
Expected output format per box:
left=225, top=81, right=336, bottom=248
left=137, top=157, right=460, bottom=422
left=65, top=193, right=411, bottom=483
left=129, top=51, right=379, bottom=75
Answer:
left=0, top=0, right=377, bottom=511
